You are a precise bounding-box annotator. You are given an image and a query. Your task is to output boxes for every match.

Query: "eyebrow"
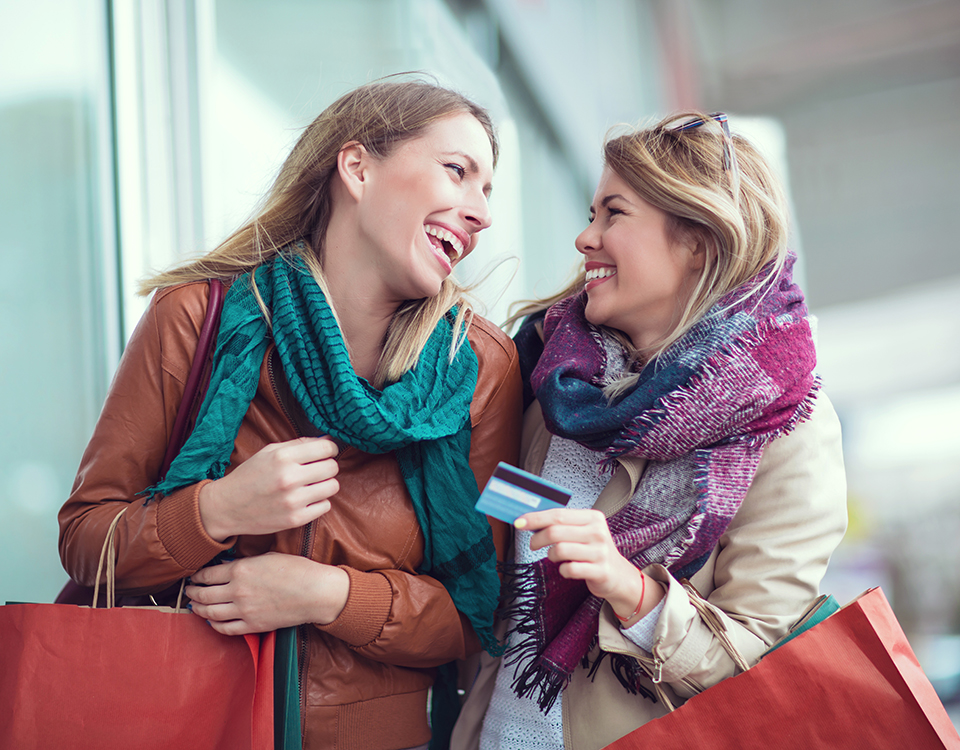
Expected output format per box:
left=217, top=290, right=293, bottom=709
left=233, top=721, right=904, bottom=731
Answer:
left=444, top=151, right=494, bottom=197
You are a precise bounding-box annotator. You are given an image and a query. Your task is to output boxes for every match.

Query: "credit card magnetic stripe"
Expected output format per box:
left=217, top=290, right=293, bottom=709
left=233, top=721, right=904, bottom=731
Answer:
left=490, top=463, right=571, bottom=506
left=474, top=462, right=573, bottom=524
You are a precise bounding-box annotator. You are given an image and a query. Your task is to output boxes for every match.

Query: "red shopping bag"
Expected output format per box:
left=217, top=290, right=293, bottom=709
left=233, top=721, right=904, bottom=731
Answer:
left=605, top=587, right=960, bottom=750
left=14, top=276, right=276, bottom=748
left=0, top=602, right=273, bottom=750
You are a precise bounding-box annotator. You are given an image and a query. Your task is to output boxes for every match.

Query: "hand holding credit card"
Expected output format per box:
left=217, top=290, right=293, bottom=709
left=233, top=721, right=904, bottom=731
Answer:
left=475, top=462, right=572, bottom=524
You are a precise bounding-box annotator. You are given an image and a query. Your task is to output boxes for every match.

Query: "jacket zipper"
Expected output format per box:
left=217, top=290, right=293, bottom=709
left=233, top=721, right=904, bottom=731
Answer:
left=269, top=350, right=315, bottom=730
left=268, top=349, right=299, bottom=435
left=296, top=517, right=316, bottom=726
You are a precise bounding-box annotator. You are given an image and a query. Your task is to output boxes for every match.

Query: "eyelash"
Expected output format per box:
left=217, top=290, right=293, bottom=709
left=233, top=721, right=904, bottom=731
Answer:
left=445, top=163, right=466, bottom=179
left=588, top=207, right=623, bottom=223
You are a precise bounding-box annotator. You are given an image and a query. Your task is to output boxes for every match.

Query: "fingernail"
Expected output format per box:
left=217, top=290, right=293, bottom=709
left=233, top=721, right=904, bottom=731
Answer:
left=186, top=602, right=193, bottom=612
left=514, top=517, right=528, bottom=529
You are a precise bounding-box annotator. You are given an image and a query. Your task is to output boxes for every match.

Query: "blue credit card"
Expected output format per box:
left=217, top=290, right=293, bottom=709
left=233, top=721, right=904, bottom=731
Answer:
left=475, top=462, right=572, bottom=524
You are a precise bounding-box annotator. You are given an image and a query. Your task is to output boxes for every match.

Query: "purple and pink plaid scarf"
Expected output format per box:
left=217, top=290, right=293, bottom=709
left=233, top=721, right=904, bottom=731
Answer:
left=503, top=254, right=820, bottom=711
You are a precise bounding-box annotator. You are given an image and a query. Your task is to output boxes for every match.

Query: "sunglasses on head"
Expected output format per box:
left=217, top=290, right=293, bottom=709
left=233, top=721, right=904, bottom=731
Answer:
left=671, top=112, right=736, bottom=172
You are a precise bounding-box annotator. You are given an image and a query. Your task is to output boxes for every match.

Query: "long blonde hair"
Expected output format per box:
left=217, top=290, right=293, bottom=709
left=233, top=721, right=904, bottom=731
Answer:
left=141, top=77, right=499, bottom=388
left=508, top=111, right=789, bottom=370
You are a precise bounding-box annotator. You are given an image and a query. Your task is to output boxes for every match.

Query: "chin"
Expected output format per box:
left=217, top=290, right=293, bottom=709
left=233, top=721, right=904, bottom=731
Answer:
left=582, top=298, right=606, bottom=328
left=422, top=276, right=446, bottom=299
left=402, top=278, right=445, bottom=302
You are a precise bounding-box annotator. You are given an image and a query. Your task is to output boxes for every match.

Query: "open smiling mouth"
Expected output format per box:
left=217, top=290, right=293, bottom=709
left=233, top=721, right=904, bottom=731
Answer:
left=585, top=267, right=616, bottom=282
left=425, top=225, right=465, bottom=264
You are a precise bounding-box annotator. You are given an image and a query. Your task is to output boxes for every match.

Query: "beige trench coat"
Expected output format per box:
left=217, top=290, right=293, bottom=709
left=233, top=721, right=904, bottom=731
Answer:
left=452, top=393, right=847, bottom=750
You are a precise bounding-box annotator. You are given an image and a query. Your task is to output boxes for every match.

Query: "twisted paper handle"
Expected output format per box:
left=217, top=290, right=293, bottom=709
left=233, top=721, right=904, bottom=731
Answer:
left=91, top=507, right=185, bottom=611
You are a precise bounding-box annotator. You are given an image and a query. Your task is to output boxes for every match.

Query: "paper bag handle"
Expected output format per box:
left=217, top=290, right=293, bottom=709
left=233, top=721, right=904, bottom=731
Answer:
left=91, top=506, right=185, bottom=612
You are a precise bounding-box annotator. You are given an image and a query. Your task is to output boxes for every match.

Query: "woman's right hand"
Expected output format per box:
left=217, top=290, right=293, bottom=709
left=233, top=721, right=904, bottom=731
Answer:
left=198, top=436, right=340, bottom=541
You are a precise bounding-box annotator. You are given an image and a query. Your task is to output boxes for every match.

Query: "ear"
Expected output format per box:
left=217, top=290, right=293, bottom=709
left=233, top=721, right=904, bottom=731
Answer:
left=686, top=229, right=719, bottom=273
left=689, top=240, right=707, bottom=271
left=675, top=233, right=706, bottom=273
left=335, top=141, right=368, bottom=203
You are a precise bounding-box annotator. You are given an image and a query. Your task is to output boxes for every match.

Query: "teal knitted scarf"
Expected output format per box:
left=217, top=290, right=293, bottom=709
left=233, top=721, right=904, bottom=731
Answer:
left=146, top=253, right=501, bottom=659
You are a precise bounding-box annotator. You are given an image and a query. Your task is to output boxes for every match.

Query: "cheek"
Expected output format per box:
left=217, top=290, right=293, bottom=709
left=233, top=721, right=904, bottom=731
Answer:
left=646, top=243, right=691, bottom=290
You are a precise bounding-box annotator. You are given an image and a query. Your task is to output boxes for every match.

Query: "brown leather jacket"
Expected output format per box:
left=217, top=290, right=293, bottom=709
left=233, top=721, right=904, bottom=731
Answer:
left=58, top=280, right=522, bottom=750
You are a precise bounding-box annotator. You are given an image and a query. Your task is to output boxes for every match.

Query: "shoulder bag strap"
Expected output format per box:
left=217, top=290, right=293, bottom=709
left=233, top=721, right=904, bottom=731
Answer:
left=56, top=279, right=225, bottom=607
left=160, top=278, right=224, bottom=477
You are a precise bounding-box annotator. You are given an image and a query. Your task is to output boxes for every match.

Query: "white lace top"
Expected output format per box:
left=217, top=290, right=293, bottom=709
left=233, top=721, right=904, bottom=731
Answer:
left=478, top=435, right=665, bottom=750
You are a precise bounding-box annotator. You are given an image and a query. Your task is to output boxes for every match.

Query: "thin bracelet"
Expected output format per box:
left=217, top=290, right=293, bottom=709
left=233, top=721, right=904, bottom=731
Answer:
left=614, top=572, right=646, bottom=623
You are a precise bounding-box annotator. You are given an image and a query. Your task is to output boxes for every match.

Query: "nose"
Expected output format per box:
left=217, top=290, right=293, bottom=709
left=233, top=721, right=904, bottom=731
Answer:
left=575, top=221, right=598, bottom=255
left=462, top=188, right=492, bottom=233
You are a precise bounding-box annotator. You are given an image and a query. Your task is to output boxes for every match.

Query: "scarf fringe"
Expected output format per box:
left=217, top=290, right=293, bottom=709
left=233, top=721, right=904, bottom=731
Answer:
left=497, top=561, right=542, bottom=617
left=717, top=374, right=822, bottom=453
left=760, top=373, right=822, bottom=445
left=497, top=563, right=547, bottom=672
left=603, top=317, right=820, bottom=468
left=509, top=653, right=571, bottom=713
left=660, top=509, right=706, bottom=573
left=498, top=561, right=661, bottom=713
left=503, top=615, right=660, bottom=713
left=586, top=649, right=658, bottom=704
left=498, top=561, right=569, bottom=712
left=142, top=459, right=229, bottom=505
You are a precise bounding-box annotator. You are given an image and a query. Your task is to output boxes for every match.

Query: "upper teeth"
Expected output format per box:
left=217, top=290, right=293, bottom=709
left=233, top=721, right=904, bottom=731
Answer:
left=426, top=225, right=465, bottom=259
left=585, top=267, right=616, bottom=281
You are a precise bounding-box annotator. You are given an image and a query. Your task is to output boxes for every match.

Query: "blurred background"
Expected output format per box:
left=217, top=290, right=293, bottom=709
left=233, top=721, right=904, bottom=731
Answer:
left=2, top=0, right=959, bottom=711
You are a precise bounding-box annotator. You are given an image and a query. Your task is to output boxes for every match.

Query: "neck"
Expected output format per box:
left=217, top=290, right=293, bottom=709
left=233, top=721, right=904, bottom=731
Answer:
left=320, top=223, right=400, bottom=383
left=332, top=301, right=394, bottom=383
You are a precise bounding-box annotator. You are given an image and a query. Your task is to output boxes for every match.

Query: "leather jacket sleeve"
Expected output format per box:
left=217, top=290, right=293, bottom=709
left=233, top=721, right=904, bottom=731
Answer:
left=58, top=282, right=232, bottom=592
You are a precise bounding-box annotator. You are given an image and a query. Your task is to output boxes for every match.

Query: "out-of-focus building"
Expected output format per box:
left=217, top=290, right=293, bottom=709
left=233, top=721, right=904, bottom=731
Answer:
left=678, top=0, right=960, bottom=699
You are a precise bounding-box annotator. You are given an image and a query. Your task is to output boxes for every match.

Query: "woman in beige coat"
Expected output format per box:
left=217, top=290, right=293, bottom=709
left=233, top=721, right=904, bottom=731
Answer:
left=453, top=112, right=847, bottom=749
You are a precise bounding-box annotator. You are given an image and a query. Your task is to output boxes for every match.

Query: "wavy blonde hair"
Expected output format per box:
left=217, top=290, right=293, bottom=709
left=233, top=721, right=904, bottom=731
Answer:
left=508, top=111, right=789, bottom=375
left=141, top=77, right=499, bottom=388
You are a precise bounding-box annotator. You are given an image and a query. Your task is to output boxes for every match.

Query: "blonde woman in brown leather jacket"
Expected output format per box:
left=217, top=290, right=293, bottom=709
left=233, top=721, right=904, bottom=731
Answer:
left=58, top=79, right=521, bottom=750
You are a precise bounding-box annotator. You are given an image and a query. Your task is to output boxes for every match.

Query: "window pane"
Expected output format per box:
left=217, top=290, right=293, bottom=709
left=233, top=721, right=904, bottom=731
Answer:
left=0, top=1, right=116, bottom=604
left=197, top=0, right=524, bottom=322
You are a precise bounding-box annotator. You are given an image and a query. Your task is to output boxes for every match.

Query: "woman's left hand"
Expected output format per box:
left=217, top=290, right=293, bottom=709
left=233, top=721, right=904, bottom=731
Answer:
left=519, top=509, right=661, bottom=621
left=184, top=552, right=349, bottom=635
